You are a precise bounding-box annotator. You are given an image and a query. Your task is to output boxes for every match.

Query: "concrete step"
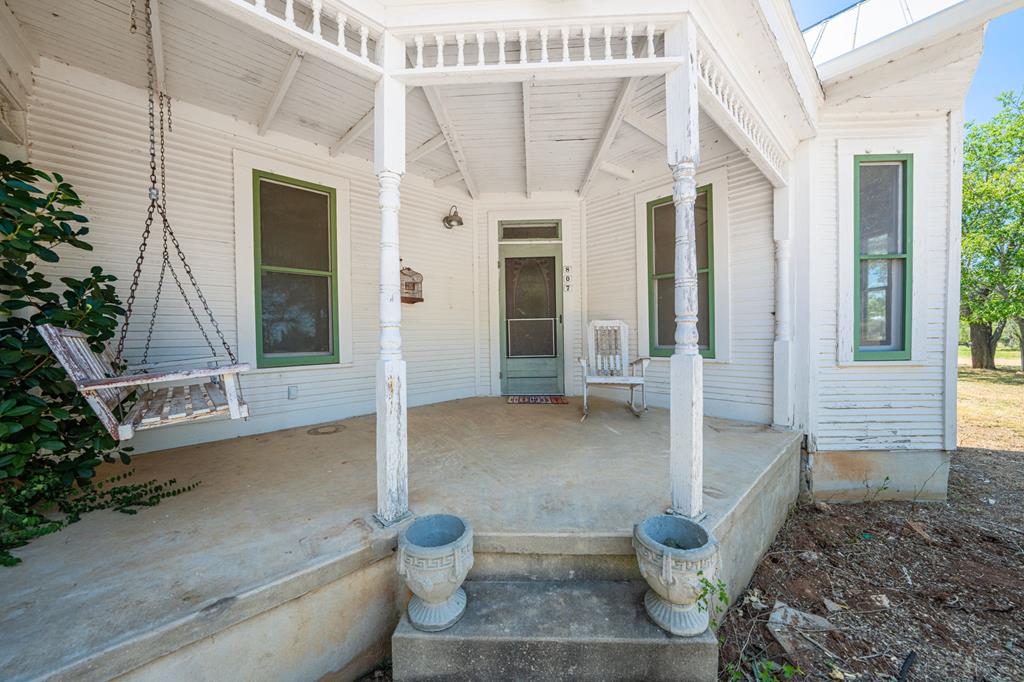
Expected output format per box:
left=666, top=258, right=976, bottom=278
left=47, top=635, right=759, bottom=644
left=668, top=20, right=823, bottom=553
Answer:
left=392, top=580, right=717, bottom=681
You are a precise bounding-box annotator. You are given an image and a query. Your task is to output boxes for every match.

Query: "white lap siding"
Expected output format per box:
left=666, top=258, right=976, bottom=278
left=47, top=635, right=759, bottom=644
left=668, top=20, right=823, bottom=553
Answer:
left=584, top=153, right=776, bottom=424
left=809, top=110, right=951, bottom=452
left=27, top=60, right=477, bottom=452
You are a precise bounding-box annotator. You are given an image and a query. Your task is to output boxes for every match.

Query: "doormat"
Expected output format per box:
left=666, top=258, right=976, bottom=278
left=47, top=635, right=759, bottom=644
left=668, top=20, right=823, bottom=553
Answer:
left=506, top=396, right=569, bottom=405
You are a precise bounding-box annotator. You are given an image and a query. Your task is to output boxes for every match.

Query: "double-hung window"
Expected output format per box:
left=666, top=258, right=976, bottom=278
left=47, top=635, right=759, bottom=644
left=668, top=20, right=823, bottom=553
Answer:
left=854, top=155, right=912, bottom=361
left=647, top=186, right=714, bottom=358
left=253, top=170, right=339, bottom=367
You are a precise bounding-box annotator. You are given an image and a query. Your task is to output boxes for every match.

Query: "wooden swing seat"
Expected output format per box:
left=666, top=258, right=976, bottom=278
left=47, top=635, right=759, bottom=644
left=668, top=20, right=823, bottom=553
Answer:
left=38, top=324, right=249, bottom=441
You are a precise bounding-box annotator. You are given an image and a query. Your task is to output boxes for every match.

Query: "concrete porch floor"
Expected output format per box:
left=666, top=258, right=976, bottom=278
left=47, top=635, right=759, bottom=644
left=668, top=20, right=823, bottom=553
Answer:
left=0, top=396, right=802, bottom=681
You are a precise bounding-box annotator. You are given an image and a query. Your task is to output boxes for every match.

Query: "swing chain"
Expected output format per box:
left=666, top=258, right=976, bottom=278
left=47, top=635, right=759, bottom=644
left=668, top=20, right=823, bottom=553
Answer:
left=115, top=0, right=237, bottom=367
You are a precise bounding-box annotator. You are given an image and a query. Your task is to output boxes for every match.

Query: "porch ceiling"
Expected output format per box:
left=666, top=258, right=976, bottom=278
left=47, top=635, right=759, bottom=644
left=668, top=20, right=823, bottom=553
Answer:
left=8, top=0, right=746, bottom=197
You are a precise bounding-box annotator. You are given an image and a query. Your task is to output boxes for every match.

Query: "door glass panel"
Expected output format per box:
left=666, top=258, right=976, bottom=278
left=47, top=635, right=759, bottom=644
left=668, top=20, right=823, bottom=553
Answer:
left=859, top=163, right=903, bottom=255
left=505, top=256, right=556, bottom=357
left=261, top=271, right=332, bottom=355
left=259, top=178, right=331, bottom=271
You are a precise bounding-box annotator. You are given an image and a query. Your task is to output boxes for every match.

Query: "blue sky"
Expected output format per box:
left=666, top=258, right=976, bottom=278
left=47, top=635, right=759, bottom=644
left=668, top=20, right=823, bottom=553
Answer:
left=789, top=1, right=1024, bottom=123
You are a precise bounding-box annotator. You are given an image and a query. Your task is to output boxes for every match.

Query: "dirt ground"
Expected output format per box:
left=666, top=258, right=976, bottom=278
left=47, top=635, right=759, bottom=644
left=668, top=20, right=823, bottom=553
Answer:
left=718, top=367, right=1024, bottom=681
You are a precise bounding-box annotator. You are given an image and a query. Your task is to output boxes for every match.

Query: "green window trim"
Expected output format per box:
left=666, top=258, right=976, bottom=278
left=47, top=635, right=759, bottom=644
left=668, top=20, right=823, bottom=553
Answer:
left=253, top=169, right=340, bottom=368
left=853, top=154, right=913, bottom=362
left=647, top=185, right=715, bottom=359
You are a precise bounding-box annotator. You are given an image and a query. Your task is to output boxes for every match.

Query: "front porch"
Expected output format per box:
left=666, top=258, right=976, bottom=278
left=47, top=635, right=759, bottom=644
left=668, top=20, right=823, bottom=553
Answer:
left=1, top=397, right=800, bottom=681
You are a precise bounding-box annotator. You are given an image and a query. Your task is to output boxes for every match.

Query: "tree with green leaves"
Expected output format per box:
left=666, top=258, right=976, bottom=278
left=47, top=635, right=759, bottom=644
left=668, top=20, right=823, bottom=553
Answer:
left=0, top=155, right=192, bottom=566
left=961, top=90, right=1024, bottom=369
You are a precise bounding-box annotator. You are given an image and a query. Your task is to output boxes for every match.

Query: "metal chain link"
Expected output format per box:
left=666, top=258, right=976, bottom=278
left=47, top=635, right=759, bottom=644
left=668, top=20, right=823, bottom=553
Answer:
left=116, top=0, right=238, bottom=367
left=114, top=0, right=158, bottom=366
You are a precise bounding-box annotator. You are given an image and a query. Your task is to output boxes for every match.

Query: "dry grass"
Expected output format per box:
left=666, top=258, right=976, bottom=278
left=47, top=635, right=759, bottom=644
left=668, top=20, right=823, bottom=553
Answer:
left=958, top=367, right=1024, bottom=452
left=957, top=345, right=1020, bottom=368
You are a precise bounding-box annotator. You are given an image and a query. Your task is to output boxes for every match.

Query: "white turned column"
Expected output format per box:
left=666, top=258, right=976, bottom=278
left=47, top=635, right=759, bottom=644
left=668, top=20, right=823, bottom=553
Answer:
left=374, top=32, right=409, bottom=526
left=665, top=17, right=703, bottom=519
left=773, top=181, right=795, bottom=428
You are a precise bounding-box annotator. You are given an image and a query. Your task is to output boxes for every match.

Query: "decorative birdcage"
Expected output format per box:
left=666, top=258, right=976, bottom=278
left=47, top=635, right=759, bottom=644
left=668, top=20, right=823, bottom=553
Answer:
left=401, top=265, right=424, bottom=304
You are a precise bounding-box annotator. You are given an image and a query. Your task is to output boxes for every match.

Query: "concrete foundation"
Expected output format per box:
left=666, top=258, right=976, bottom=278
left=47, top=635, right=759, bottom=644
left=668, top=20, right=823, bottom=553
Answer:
left=392, top=580, right=718, bottom=682
left=810, top=449, right=950, bottom=502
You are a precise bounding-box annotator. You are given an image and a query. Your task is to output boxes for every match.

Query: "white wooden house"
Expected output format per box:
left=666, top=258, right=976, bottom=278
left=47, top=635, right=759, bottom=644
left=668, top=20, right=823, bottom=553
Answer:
left=0, top=0, right=1018, bottom=680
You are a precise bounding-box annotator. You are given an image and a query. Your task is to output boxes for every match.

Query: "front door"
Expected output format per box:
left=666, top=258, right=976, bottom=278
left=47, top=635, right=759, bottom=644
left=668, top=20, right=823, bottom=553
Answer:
left=499, top=242, right=564, bottom=395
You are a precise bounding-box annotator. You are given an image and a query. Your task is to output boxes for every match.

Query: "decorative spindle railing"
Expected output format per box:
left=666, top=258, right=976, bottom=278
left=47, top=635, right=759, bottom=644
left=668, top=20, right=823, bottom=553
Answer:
left=695, top=48, right=787, bottom=182
left=401, top=21, right=669, bottom=71
left=248, top=0, right=382, bottom=67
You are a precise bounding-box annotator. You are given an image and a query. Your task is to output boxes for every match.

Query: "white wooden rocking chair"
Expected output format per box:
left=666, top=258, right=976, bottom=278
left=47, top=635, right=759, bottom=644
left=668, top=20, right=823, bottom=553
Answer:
left=38, top=324, right=249, bottom=442
left=577, top=320, right=650, bottom=420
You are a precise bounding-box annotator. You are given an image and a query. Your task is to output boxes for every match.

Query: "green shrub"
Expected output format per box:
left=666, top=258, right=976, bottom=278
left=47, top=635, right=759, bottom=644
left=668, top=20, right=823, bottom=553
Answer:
left=0, top=154, right=192, bottom=566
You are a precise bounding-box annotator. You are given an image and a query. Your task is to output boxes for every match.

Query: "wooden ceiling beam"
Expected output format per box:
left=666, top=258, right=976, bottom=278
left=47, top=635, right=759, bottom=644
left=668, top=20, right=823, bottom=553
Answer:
left=423, top=86, right=479, bottom=199
left=329, top=106, right=374, bottom=156
left=258, top=50, right=301, bottom=135
left=434, top=170, right=463, bottom=188
left=624, top=111, right=666, bottom=147
left=257, top=13, right=320, bottom=137
left=522, top=81, right=533, bottom=199
left=579, top=76, right=640, bottom=196
left=257, top=50, right=304, bottom=136
left=407, top=132, right=447, bottom=163
left=599, top=161, right=636, bottom=181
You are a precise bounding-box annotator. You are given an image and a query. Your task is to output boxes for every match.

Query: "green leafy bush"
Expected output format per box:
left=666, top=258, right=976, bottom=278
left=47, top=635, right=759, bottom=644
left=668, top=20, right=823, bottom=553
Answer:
left=0, top=154, right=192, bottom=565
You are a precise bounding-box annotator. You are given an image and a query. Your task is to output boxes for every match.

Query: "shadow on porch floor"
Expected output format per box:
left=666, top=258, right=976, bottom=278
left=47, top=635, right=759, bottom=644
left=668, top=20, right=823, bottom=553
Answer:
left=1, top=396, right=801, bottom=680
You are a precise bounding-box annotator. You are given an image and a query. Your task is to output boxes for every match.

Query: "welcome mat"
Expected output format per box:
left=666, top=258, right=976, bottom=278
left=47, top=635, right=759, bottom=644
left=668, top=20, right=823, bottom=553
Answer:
left=506, top=395, right=569, bottom=405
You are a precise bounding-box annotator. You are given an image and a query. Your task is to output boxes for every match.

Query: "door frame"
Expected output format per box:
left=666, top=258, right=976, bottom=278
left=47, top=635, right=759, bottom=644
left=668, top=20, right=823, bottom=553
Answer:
left=499, top=241, right=564, bottom=395
left=487, top=209, right=577, bottom=396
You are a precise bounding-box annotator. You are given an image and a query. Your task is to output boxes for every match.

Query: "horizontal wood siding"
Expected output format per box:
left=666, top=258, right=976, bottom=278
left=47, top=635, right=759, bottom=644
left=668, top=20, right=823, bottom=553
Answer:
left=27, top=61, right=476, bottom=451
left=584, top=153, right=776, bottom=423
left=810, top=110, right=950, bottom=451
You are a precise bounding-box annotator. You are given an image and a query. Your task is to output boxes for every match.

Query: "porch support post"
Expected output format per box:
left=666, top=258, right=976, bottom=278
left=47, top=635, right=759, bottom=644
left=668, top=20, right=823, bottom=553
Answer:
left=773, top=180, right=795, bottom=428
left=665, top=16, right=703, bottom=519
left=373, top=31, right=410, bottom=526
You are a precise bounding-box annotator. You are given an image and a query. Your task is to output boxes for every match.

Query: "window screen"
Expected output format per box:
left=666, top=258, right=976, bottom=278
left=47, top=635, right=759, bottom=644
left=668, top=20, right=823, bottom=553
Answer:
left=254, top=172, right=338, bottom=367
left=855, top=157, right=911, bottom=359
left=648, top=188, right=713, bottom=357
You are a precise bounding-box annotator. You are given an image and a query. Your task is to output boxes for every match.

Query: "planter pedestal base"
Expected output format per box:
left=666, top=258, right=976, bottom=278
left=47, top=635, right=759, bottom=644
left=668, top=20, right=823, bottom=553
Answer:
left=643, top=589, right=709, bottom=637
left=408, top=587, right=467, bottom=632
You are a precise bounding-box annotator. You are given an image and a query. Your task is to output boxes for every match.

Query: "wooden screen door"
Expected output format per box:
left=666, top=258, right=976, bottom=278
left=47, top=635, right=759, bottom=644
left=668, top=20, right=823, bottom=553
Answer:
left=499, top=242, right=564, bottom=395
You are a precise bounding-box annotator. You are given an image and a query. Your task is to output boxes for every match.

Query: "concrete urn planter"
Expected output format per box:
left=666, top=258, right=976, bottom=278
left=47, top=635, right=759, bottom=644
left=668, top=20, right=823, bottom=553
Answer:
left=633, top=515, right=720, bottom=636
left=397, top=514, right=474, bottom=631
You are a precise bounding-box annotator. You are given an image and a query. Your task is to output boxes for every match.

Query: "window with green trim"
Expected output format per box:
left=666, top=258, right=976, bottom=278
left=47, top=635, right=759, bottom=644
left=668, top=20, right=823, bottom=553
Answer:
left=253, top=170, right=339, bottom=368
left=854, top=155, right=912, bottom=361
left=647, top=186, right=714, bottom=358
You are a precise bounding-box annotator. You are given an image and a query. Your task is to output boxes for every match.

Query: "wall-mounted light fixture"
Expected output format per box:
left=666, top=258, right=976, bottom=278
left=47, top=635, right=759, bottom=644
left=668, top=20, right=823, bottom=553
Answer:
left=442, top=205, right=464, bottom=230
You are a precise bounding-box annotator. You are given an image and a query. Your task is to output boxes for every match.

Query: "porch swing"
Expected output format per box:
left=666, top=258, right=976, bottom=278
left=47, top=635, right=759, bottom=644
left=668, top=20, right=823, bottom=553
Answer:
left=38, top=0, right=250, bottom=441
